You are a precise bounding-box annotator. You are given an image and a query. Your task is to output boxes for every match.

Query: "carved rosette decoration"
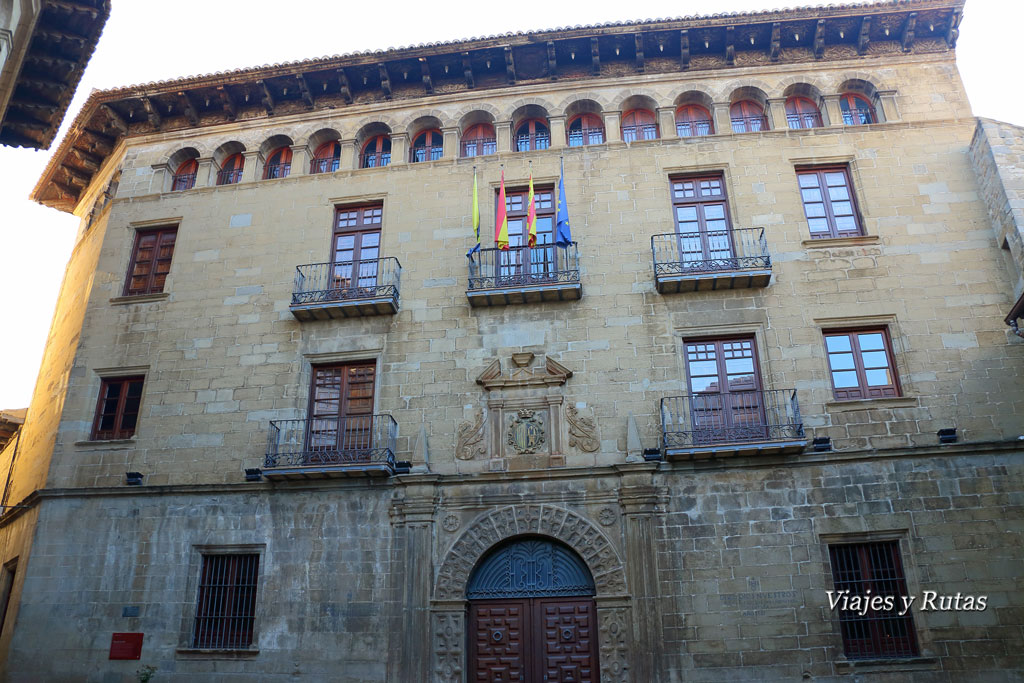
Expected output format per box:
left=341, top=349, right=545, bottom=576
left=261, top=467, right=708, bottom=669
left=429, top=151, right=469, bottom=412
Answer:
left=507, top=409, right=546, bottom=455
left=566, top=405, right=599, bottom=453
left=441, top=513, right=461, bottom=533
left=434, top=504, right=627, bottom=601
left=455, top=409, right=486, bottom=461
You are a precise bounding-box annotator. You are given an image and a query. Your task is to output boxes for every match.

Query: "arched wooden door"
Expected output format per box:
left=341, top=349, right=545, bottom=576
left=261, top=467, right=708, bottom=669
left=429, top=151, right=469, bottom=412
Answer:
left=467, top=538, right=599, bottom=682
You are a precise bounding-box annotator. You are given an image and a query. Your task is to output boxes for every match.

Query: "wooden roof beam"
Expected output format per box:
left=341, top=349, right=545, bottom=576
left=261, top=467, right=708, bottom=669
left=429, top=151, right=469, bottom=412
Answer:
left=51, top=178, right=78, bottom=200
left=177, top=91, right=198, bottom=126
left=902, top=12, right=917, bottom=52
left=71, top=146, right=102, bottom=170
left=546, top=42, right=557, bottom=80
left=25, top=52, right=77, bottom=70
left=36, top=28, right=89, bottom=45
left=337, top=69, right=352, bottom=103
left=680, top=30, right=690, bottom=70
left=418, top=58, right=432, bottom=94
left=814, top=19, right=826, bottom=59
left=100, top=104, right=127, bottom=135
left=725, top=26, right=735, bottom=65
left=634, top=33, right=645, bottom=72
left=591, top=37, right=601, bottom=75
left=377, top=64, right=392, bottom=99
left=504, top=46, right=515, bottom=84
left=63, top=164, right=91, bottom=186
left=140, top=97, right=161, bottom=128
left=216, top=85, right=236, bottom=120
left=256, top=79, right=275, bottom=114
left=295, top=74, right=314, bottom=108
left=461, top=52, right=474, bottom=89
left=46, top=0, right=101, bottom=17
left=82, top=128, right=114, bottom=149
left=858, top=16, right=871, bottom=55
left=769, top=22, right=781, bottom=61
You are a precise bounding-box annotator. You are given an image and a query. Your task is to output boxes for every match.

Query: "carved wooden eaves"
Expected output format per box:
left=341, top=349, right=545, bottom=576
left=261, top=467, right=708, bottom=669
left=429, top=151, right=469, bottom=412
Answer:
left=476, top=353, right=573, bottom=390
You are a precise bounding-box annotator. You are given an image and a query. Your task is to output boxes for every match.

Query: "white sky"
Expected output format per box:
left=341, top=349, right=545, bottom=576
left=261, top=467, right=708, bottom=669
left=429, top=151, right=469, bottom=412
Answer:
left=0, top=0, right=1016, bottom=408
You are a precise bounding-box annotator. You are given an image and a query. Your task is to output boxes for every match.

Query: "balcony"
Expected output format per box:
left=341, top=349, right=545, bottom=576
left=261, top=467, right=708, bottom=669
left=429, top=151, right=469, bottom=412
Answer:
left=787, top=112, right=824, bottom=130
left=731, top=115, right=769, bottom=133
left=467, top=243, right=581, bottom=307
left=289, top=258, right=401, bottom=320
left=216, top=168, right=243, bottom=186
left=622, top=124, right=658, bottom=142
left=568, top=127, right=605, bottom=147
left=264, top=415, right=397, bottom=478
left=171, top=172, right=196, bottom=191
left=462, top=138, right=496, bottom=157
left=660, top=390, right=807, bottom=459
left=651, top=229, right=771, bottom=293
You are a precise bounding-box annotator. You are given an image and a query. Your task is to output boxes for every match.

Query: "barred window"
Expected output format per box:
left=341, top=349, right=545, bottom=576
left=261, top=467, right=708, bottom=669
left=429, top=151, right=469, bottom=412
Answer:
left=192, top=554, right=260, bottom=649
left=828, top=541, right=919, bottom=659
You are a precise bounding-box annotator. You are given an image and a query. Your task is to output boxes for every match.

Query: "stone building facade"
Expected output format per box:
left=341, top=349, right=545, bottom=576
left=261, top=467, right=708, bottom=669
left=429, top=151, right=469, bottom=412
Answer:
left=4, top=0, right=1024, bottom=680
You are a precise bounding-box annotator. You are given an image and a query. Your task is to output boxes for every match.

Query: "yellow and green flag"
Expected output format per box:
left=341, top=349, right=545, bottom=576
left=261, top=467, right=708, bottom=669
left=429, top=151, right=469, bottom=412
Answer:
left=467, top=168, right=480, bottom=258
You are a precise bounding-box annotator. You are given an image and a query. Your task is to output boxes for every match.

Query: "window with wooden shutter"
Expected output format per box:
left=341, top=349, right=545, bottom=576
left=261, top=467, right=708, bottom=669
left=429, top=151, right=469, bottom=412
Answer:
left=91, top=376, right=145, bottom=440
left=124, top=227, right=177, bottom=296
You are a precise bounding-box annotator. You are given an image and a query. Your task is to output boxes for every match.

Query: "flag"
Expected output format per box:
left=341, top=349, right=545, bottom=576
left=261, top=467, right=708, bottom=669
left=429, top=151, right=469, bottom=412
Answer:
left=467, top=168, right=480, bottom=258
left=526, top=172, right=537, bottom=248
left=495, top=170, right=509, bottom=250
left=555, top=158, right=572, bottom=246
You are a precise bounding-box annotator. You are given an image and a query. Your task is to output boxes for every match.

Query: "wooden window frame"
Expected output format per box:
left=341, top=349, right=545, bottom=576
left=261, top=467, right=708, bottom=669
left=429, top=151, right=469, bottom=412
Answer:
left=191, top=552, right=260, bottom=650
left=840, top=93, right=878, bottom=125
left=621, top=108, right=658, bottom=142
left=262, top=146, right=291, bottom=179
left=361, top=135, right=391, bottom=169
left=90, top=375, right=145, bottom=441
left=682, top=335, right=768, bottom=444
left=461, top=123, right=497, bottom=158
left=123, top=226, right=177, bottom=296
left=216, top=153, right=244, bottom=186
left=567, top=113, right=605, bottom=147
left=410, top=129, right=443, bottom=163
left=675, top=104, right=714, bottom=137
left=785, top=96, right=823, bottom=129
left=669, top=173, right=735, bottom=264
left=823, top=328, right=901, bottom=401
left=172, top=159, right=198, bottom=191
left=797, top=165, right=865, bottom=239
left=311, top=141, right=341, bottom=174
left=730, top=100, right=768, bottom=133
left=827, top=540, right=919, bottom=659
left=514, top=118, right=550, bottom=152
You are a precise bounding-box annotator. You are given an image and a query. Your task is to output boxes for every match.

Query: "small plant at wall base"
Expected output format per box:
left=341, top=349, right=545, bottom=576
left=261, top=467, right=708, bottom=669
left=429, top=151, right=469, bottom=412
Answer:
left=136, top=665, right=157, bottom=682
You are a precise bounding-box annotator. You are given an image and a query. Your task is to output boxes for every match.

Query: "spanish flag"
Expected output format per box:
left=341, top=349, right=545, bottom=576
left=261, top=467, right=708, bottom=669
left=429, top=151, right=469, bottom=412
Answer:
left=495, top=170, right=509, bottom=250
left=526, top=172, right=537, bottom=247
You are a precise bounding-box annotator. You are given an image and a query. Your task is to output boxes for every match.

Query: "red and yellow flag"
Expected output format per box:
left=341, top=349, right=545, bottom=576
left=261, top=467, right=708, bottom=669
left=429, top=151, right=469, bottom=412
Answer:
left=526, top=172, right=537, bottom=247
left=495, top=170, right=509, bottom=250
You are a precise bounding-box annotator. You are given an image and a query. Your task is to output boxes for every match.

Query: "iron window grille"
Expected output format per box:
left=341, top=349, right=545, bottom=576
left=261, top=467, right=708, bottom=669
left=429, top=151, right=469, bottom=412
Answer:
left=192, top=553, right=260, bottom=649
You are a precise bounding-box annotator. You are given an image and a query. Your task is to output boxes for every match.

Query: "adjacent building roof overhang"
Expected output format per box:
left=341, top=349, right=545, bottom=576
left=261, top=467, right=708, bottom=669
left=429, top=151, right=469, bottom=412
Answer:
left=0, top=0, right=110, bottom=151
left=31, top=0, right=964, bottom=214
left=0, top=409, right=27, bottom=452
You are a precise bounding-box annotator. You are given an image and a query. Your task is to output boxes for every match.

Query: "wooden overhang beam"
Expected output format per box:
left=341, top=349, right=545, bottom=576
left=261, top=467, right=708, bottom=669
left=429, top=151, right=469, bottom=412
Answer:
left=36, top=27, right=89, bottom=45
left=378, top=64, right=392, bottom=99
left=51, top=178, right=77, bottom=200
left=461, top=52, right=474, bottom=89
left=337, top=68, right=352, bottom=103
left=63, top=164, right=91, bottom=186
left=902, top=12, right=917, bottom=51
left=99, top=103, right=127, bottom=134
left=140, top=96, right=161, bottom=128
left=858, top=16, right=871, bottom=54
left=418, top=58, right=432, bottom=94
left=547, top=42, right=557, bottom=80
left=217, top=85, right=236, bottom=120
left=46, top=0, right=101, bottom=17
left=591, top=37, right=601, bottom=75
left=680, top=30, right=690, bottom=70
left=769, top=22, right=781, bottom=61
left=25, top=51, right=77, bottom=70
left=504, top=46, right=515, bottom=84
left=296, top=73, right=314, bottom=108
left=177, top=91, right=198, bottom=126
left=814, top=19, right=826, bottom=59
left=257, top=79, right=275, bottom=114
left=634, top=33, right=645, bottom=72
left=71, top=146, right=102, bottom=170
left=946, top=9, right=961, bottom=48
left=725, top=26, right=735, bottom=65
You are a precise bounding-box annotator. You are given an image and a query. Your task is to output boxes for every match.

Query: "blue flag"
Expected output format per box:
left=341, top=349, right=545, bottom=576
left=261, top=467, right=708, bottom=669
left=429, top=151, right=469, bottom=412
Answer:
left=555, top=158, right=572, bottom=247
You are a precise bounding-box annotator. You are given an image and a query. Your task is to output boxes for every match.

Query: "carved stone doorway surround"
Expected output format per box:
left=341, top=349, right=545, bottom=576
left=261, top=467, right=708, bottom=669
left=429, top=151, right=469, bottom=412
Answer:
left=430, top=504, right=632, bottom=682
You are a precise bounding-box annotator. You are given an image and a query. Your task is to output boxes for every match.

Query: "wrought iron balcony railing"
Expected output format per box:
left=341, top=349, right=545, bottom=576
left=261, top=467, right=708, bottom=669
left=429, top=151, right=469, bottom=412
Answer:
left=660, top=390, right=805, bottom=457
left=361, top=152, right=391, bottom=169
left=411, top=146, right=443, bottom=163
left=171, top=172, right=196, bottom=191
left=462, top=138, right=496, bottom=157
left=216, top=168, right=243, bottom=185
left=622, top=124, right=658, bottom=142
left=263, top=163, right=290, bottom=179
left=467, top=243, right=581, bottom=305
left=731, top=115, right=769, bottom=133
left=290, top=257, right=401, bottom=319
left=842, top=108, right=876, bottom=126
left=567, top=127, right=605, bottom=147
left=676, top=120, right=713, bottom=137
left=787, top=113, right=823, bottom=130
left=265, top=415, right=397, bottom=476
left=310, top=157, right=340, bottom=174
left=515, top=133, right=550, bottom=151
left=651, top=229, right=771, bottom=292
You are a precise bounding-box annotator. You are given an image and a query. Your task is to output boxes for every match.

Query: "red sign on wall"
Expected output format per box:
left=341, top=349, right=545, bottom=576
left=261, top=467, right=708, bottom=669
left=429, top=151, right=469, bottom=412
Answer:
left=109, top=632, right=144, bottom=660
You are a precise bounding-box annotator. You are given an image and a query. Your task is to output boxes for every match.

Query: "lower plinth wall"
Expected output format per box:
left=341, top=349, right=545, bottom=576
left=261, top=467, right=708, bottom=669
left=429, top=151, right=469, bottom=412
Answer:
left=3, top=447, right=1022, bottom=682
